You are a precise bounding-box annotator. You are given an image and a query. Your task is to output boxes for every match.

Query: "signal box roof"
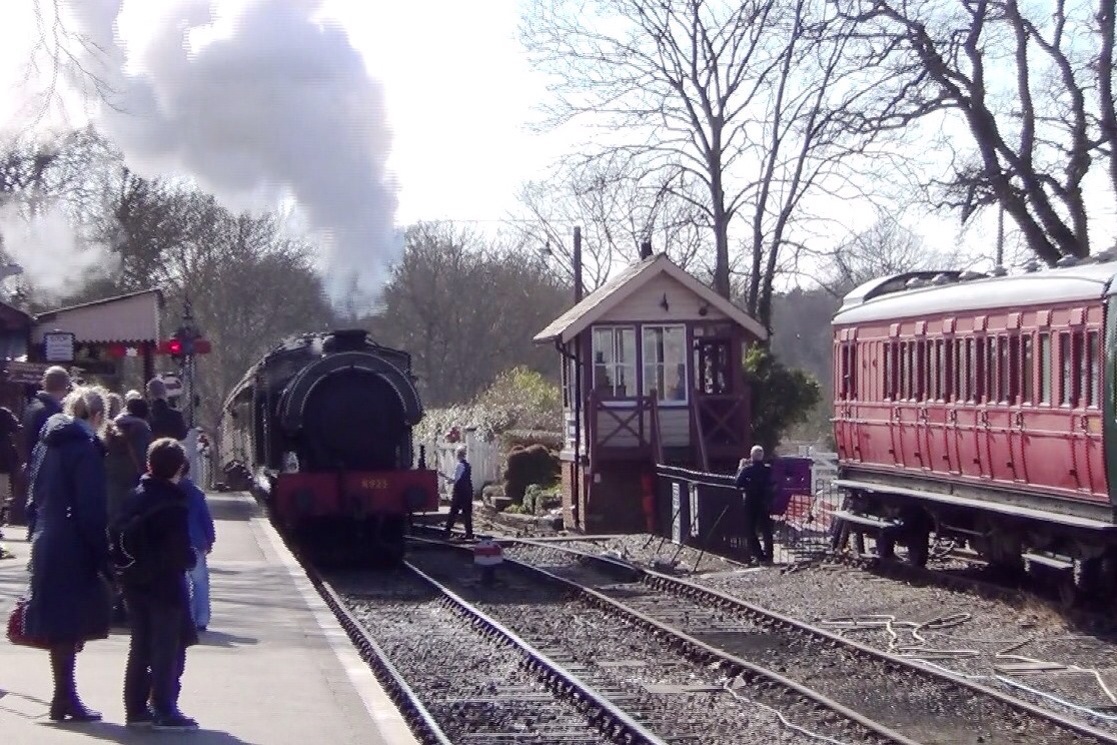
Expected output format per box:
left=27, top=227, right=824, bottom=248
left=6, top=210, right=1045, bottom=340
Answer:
left=833, top=260, right=1117, bottom=326
left=534, top=253, right=767, bottom=344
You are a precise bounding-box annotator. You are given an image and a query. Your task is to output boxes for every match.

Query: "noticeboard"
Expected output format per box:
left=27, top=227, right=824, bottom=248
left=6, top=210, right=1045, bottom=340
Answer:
left=44, top=332, right=75, bottom=362
left=4, top=361, right=52, bottom=386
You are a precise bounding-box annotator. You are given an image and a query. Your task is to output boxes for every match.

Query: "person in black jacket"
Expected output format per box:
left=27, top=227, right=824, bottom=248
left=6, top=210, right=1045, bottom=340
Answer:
left=19, top=366, right=70, bottom=533
left=734, top=445, right=774, bottom=565
left=145, top=378, right=188, bottom=441
left=443, top=446, right=474, bottom=540
left=112, top=437, right=198, bottom=731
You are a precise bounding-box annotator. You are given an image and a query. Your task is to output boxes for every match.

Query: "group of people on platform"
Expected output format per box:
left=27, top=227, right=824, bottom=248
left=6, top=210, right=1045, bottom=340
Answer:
left=6, top=367, right=214, bottom=731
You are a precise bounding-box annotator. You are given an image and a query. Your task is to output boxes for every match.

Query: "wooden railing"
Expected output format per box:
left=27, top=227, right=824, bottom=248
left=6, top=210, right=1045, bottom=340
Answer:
left=587, top=388, right=663, bottom=467
left=693, top=392, right=749, bottom=470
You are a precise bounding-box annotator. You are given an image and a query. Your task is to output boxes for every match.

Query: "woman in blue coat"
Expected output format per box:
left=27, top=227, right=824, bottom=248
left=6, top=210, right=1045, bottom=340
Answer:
left=24, top=386, right=112, bottom=722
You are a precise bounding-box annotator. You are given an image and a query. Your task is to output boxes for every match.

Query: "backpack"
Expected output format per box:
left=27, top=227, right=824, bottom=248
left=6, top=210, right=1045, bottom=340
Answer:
left=110, top=501, right=175, bottom=586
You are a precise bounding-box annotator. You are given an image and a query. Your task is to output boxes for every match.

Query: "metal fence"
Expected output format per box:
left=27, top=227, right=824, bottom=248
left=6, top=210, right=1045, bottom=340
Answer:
left=653, top=452, right=843, bottom=567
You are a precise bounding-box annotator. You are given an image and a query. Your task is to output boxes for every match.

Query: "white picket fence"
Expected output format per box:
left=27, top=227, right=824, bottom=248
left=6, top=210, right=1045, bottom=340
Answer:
left=422, top=428, right=502, bottom=499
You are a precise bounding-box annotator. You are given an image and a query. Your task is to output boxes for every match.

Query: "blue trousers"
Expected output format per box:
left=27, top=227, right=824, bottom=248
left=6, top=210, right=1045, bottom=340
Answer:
left=187, top=553, right=210, bottom=628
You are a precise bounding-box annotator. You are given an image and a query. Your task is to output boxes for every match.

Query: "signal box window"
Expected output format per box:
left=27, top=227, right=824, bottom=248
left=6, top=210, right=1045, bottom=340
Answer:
left=592, top=327, right=636, bottom=398
left=643, top=325, right=687, bottom=402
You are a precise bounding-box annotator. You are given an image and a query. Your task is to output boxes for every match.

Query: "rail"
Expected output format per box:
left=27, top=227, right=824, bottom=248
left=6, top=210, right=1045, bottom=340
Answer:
left=417, top=534, right=918, bottom=745
left=502, top=537, right=1117, bottom=745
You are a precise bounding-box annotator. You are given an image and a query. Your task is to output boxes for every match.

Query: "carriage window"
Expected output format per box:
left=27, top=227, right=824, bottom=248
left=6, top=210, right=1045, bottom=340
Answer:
left=592, top=326, right=636, bottom=398
left=943, top=340, right=954, bottom=401
left=954, top=339, right=966, bottom=401
left=986, top=336, right=998, bottom=402
left=1087, top=330, right=1100, bottom=408
left=916, top=340, right=927, bottom=400
left=1060, top=331, right=1075, bottom=406
left=974, top=338, right=986, bottom=402
left=900, top=341, right=909, bottom=399
left=1022, top=335, right=1034, bottom=404
left=959, top=339, right=971, bottom=401
left=1006, top=335, right=1018, bottom=404
left=998, top=335, right=1010, bottom=403
left=883, top=343, right=893, bottom=399
left=932, top=340, right=943, bottom=399
left=1039, top=332, right=1052, bottom=403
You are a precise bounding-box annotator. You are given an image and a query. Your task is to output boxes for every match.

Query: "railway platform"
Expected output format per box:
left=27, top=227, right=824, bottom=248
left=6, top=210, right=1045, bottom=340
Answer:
left=0, top=492, right=418, bottom=744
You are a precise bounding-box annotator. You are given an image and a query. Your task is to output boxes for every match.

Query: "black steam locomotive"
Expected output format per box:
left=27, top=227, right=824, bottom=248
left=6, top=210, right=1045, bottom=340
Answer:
left=220, top=329, right=438, bottom=564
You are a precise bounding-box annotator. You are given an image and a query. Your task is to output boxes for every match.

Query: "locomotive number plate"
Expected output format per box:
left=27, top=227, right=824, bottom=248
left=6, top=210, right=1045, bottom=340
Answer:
left=360, top=478, right=390, bottom=490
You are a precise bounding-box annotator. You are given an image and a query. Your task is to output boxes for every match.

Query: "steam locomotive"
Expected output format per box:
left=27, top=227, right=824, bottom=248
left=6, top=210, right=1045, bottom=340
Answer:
left=220, top=329, right=438, bottom=565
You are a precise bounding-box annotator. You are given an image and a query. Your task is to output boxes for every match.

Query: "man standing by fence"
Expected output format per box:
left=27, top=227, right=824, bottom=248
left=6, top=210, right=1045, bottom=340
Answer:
left=735, top=445, right=774, bottom=565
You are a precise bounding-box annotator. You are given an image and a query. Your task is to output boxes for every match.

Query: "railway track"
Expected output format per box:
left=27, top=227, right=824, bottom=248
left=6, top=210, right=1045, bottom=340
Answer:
left=409, top=538, right=927, bottom=745
left=324, top=560, right=658, bottom=744
left=421, top=532, right=1117, bottom=745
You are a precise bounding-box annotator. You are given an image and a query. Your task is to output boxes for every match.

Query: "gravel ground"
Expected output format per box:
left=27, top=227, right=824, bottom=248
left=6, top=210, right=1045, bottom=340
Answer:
left=526, top=533, right=1117, bottom=738
left=407, top=544, right=882, bottom=745
left=331, top=566, right=612, bottom=744
left=501, top=542, right=1117, bottom=745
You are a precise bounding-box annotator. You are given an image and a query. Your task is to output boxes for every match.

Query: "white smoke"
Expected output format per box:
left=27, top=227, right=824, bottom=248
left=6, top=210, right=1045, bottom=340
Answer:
left=70, top=0, right=399, bottom=303
left=0, top=204, right=119, bottom=300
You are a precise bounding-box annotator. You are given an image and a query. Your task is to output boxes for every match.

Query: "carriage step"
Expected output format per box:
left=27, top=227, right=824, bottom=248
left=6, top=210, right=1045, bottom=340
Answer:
left=832, top=510, right=902, bottom=532
left=1022, top=551, right=1075, bottom=572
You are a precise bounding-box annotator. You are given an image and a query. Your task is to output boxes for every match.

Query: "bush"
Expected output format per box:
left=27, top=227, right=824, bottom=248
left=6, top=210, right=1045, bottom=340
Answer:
left=523, top=483, right=561, bottom=515
left=501, top=429, right=563, bottom=451
left=503, top=444, right=559, bottom=504
left=474, top=366, right=561, bottom=432
left=413, top=367, right=562, bottom=455
left=745, top=346, right=822, bottom=454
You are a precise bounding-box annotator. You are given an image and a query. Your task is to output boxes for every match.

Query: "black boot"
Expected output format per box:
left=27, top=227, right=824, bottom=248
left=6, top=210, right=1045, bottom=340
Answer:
left=48, top=646, right=101, bottom=722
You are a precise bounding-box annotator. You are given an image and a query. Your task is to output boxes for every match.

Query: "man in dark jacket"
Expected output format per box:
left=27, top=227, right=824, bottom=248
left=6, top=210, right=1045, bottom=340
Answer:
left=734, top=445, right=774, bottom=565
left=20, top=366, right=70, bottom=535
left=22, top=366, right=71, bottom=460
left=146, top=378, right=188, bottom=441
left=443, top=446, right=474, bottom=540
left=112, top=437, right=198, bottom=731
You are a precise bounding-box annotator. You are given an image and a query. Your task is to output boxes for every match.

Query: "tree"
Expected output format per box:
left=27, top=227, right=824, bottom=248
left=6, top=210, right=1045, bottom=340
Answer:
left=744, top=345, right=821, bottom=453
left=836, top=0, right=1117, bottom=263
left=522, top=0, right=884, bottom=329
left=515, top=158, right=711, bottom=290
left=818, top=215, right=961, bottom=297
left=369, top=222, right=570, bottom=406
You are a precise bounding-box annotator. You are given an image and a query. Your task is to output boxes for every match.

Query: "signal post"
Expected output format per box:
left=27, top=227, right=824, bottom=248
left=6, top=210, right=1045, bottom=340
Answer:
left=155, top=299, right=212, bottom=427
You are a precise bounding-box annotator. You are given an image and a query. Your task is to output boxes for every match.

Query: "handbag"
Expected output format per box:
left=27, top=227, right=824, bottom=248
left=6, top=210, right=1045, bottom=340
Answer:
left=6, top=596, right=51, bottom=649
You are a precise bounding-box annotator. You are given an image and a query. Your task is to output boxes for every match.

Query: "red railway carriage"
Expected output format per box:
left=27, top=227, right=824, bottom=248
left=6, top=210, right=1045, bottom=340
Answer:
left=221, top=329, right=439, bottom=565
left=830, top=261, right=1117, bottom=597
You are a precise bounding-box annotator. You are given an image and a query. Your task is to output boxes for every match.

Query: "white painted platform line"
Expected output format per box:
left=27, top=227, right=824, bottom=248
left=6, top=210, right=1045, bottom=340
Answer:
left=251, top=517, right=421, bottom=745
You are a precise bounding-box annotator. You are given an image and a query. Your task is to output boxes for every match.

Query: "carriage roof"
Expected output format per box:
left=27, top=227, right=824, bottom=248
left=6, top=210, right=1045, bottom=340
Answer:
left=833, top=261, right=1117, bottom=326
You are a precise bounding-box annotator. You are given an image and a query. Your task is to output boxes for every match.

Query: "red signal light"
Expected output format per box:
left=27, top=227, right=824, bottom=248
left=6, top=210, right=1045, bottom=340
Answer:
left=167, top=338, right=183, bottom=356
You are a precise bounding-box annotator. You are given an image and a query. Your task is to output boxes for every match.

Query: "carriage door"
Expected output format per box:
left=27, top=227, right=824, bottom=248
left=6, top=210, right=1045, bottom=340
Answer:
left=1104, top=301, right=1117, bottom=505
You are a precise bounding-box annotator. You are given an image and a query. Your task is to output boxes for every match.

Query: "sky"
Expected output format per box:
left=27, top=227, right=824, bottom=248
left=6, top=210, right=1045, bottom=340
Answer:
left=0, top=0, right=1105, bottom=292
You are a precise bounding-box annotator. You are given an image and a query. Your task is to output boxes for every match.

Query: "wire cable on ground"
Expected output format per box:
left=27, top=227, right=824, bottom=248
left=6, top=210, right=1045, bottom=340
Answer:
left=821, top=612, right=1117, bottom=721
left=724, top=680, right=852, bottom=745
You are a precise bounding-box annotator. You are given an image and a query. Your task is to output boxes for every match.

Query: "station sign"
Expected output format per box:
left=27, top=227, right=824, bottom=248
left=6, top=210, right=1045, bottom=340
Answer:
left=3, top=361, right=53, bottom=386
left=44, top=332, right=75, bottom=363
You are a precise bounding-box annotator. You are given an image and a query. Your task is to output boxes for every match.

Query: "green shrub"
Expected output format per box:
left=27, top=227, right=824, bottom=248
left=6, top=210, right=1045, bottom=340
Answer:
left=503, top=444, right=559, bottom=504
left=744, top=346, right=822, bottom=453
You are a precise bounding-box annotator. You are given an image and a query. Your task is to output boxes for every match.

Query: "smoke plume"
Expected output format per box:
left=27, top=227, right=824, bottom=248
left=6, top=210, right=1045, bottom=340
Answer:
left=0, top=204, right=119, bottom=300
left=72, top=0, right=398, bottom=303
